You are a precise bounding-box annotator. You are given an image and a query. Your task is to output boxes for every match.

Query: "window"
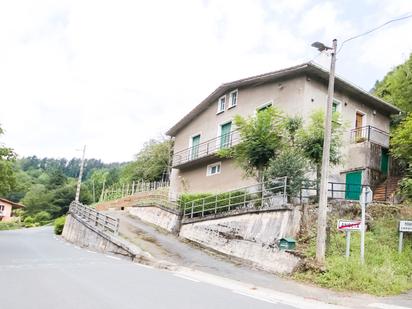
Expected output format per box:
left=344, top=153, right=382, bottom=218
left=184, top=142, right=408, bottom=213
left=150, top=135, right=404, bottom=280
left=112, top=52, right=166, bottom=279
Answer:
left=332, top=99, right=341, bottom=113
left=257, top=101, right=272, bottom=113
left=229, top=90, right=238, bottom=108
left=217, top=95, right=226, bottom=113
left=0, top=205, right=4, bottom=211
left=207, top=162, right=221, bottom=176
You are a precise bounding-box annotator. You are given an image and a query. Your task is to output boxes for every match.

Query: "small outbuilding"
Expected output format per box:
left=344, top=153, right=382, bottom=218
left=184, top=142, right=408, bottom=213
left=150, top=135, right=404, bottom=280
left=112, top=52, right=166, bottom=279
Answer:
left=0, top=198, right=25, bottom=222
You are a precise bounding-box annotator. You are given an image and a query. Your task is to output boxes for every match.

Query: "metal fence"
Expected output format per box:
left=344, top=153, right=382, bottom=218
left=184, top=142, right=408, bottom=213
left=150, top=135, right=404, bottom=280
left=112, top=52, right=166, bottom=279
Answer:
left=70, top=201, right=119, bottom=235
left=182, top=177, right=287, bottom=219
left=172, top=130, right=241, bottom=167
left=297, top=181, right=369, bottom=203
left=350, top=125, right=389, bottom=148
left=100, top=180, right=169, bottom=202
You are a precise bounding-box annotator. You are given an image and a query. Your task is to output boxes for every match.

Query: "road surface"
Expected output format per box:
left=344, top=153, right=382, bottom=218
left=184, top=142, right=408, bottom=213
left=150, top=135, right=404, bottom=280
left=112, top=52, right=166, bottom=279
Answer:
left=0, top=227, right=299, bottom=309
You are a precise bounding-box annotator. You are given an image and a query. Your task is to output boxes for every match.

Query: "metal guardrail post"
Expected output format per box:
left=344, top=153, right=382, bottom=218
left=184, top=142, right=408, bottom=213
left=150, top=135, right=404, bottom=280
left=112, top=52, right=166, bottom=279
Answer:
left=191, top=201, right=194, bottom=218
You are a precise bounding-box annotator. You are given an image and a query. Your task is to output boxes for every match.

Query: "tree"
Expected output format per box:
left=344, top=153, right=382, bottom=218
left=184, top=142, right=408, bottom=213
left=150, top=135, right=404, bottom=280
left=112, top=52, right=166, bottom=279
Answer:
left=391, top=114, right=412, bottom=163
left=120, top=138, right=172, bottom=183
left=265, top=115, right=309, bottom=197
left=218, top=106, right=285, bottom=181
left=374, top=53, right=412, bottom=115
left=0, top=125, right=17, bottom=196
left=265, top=147, right=309, bottom=198
left=298, top=110, right=344, bottom=194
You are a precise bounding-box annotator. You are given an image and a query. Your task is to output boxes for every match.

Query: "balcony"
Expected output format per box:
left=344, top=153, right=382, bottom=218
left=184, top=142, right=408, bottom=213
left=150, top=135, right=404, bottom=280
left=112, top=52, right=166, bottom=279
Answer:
left=172, top=130, right=241, bottom=168
left=350, top=125, right=389, bottom=148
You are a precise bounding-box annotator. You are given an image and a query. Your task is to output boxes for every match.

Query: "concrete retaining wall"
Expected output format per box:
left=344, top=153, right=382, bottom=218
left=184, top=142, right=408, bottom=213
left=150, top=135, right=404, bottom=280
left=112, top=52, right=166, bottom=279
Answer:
left=62, top=214, right=141, bottom=259
left=179, top=207, right=302, bottom=274
left=127, top=206, right=181, bottom=233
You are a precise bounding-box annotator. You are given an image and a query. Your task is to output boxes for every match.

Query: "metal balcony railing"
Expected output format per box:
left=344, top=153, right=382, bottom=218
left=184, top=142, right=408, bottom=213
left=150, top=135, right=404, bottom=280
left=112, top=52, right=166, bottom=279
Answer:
left=350, top=125, right=389, bottom=148
left=172, top=130, right=241, bottom=167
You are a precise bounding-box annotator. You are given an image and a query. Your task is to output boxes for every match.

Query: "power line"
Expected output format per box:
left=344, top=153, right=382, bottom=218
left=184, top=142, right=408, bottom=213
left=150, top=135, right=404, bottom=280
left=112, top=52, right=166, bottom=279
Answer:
left=337, top=12, right=412, bottom=54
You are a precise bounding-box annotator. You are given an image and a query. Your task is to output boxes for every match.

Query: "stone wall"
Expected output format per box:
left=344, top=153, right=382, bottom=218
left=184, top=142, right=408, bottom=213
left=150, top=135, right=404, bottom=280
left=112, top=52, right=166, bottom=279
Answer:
left=127, top=206, right=181, bottom=233
left=179, top=207, right=302, bottom=274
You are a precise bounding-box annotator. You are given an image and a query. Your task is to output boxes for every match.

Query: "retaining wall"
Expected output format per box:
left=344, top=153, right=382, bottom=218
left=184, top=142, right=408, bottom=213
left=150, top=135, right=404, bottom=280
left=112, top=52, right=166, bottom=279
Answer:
left=62, top=214, right=143, bottom=259
left=179, top=207, right=302, bottom=274
left=127, top=205, right=181, bottom=233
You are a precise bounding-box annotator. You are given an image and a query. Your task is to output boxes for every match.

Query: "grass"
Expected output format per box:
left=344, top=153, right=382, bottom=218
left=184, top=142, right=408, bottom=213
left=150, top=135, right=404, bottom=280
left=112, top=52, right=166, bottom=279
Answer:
left=294, top=213, right=412, bottom=296
left=0, top=221, right=23, bottom=231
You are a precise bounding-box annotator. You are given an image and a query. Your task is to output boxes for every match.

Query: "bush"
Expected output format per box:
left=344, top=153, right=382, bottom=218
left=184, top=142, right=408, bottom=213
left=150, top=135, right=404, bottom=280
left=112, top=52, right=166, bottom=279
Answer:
left=33, top=211, right=52, bottom=225
left=0, top=221, right=22, bottom=231
left=54, top=216, right=66, bottom=235
left=399, top=177, right=412, bottom=201
left=294, top=215, right=412, bottom=295
left=23, top=216, right=35, bottom=227
left=179, top=190, right=259, bottom=217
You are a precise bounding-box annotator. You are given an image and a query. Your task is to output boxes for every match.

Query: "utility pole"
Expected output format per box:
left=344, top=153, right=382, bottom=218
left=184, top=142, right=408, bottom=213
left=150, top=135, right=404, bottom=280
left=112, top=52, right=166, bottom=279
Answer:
left=75, top=145, right=86, bottom=203
left=313, top=39, right=338, bottom=265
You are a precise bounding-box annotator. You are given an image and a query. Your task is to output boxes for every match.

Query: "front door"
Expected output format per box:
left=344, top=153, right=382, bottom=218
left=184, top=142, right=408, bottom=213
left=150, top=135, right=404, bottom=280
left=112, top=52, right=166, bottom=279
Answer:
left=220, top=122, right=232, bottom=148
left=345, top=171, right=362, bottom=200
left=191, top=135, right=200, bottom=159
left=381, top=148, right=389, bottom=176
left=355, top=112, right=365, bottom=141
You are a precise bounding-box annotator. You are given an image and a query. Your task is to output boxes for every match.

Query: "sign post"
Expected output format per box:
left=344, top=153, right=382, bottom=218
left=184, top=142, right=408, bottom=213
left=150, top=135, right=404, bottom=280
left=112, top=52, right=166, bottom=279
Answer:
left=337, top=220, right=361, bottom=259
left=359, top=186, right=372, bottom=265
left=399, top=220, right=412, bottom=253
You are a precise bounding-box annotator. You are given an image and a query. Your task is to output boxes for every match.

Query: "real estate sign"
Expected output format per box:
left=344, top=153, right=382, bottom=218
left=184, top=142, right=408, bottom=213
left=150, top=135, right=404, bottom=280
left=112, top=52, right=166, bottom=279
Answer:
left=399, top=221, right=412, bottom=232
left=398, top=220, right=412, bottom=253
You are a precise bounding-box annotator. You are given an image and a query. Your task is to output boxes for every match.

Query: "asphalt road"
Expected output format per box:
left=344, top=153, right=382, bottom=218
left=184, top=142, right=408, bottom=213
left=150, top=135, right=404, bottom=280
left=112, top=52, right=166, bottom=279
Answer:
left=0, top=227, right=298, bottom=309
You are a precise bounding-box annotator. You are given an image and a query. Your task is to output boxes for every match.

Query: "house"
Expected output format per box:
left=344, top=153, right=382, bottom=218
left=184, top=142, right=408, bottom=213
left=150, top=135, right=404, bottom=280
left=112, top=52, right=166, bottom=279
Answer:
left=166, top=62, right=401, bottom=201
left=0, top=198, right=25, bottom=222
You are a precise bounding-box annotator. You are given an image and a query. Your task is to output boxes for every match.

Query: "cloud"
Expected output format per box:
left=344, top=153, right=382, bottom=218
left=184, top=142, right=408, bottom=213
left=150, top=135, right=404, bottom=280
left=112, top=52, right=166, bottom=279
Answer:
left=0, top=0, right=411, bottom=162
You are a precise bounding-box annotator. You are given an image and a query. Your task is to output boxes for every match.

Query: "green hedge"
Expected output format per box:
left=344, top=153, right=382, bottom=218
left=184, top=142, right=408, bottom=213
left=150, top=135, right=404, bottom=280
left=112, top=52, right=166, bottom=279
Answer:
left=0, top=221, right=22, bottom=231
left=179, top=190, right=262, bottom=217
left=54, top=216, right=66, bottom=235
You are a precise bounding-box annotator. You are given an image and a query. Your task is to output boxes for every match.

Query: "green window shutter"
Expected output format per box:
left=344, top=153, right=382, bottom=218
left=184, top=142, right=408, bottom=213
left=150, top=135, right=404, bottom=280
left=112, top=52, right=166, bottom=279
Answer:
left=220, top=122, right=232, bottom=148
left=191, top=135, right=200, bottom=159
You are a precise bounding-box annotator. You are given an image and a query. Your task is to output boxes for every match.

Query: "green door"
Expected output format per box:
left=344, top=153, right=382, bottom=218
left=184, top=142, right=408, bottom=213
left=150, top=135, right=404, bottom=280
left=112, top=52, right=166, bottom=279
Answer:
left=191, top=135, right=200, bottom=159
left=220, top=122, right=232, bottom=148
left=345, top=171, right=362, bottom=200
left=381, top=148, right=389, bottom=176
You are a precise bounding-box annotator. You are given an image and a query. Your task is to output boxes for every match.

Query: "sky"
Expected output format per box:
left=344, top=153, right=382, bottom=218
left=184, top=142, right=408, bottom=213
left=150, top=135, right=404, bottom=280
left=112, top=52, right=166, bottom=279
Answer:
left=0, top=0, right=411, bottom=163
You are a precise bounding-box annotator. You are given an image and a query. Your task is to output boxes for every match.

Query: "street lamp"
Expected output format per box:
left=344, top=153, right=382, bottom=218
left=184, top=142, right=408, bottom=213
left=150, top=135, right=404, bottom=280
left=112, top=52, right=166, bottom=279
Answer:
left=312, top=39, right=337, bottom=265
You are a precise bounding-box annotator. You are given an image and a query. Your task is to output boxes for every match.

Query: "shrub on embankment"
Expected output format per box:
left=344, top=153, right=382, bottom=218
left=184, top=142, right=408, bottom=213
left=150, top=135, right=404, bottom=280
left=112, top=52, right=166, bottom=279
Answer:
left=54, top=216, right=66, bottom=235
left=294, top=204, right=412, bottom=296
left=0, top=221, right=23, bottom=231
left=178, top=190, right=262, bottom=216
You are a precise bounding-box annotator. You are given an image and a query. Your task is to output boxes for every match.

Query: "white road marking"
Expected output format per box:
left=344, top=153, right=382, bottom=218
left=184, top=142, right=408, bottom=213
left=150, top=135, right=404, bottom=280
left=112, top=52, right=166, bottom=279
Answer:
left=105, top=255, right=121, bottom=261
left=368, top=303, right=412, bottom=309
left=173, top=273, right=201, bottom=283
left=135, top=263, right=154, bottom=270
left=233, top=290, right=278, bottom=304
left=86, top=250, right=97, bottom=254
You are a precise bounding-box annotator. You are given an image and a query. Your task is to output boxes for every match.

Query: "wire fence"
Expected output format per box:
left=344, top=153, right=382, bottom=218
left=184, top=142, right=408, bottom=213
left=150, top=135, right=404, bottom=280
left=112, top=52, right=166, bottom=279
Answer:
left=100, top=180, right=170, bottom=202
left=69, top=201, right=119, bottom=235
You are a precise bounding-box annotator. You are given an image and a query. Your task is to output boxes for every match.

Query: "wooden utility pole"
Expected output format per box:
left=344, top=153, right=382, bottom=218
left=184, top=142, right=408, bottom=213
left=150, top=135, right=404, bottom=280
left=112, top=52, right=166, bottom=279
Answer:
left=75, top=145, right=86, bottom=203
left=315, top=39, right=337, bottom=265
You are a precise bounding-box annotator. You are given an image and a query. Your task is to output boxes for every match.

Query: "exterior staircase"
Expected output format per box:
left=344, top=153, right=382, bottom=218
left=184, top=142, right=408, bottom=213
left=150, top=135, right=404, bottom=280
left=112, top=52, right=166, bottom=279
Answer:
left=373, top=176, right=402, bottom=202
